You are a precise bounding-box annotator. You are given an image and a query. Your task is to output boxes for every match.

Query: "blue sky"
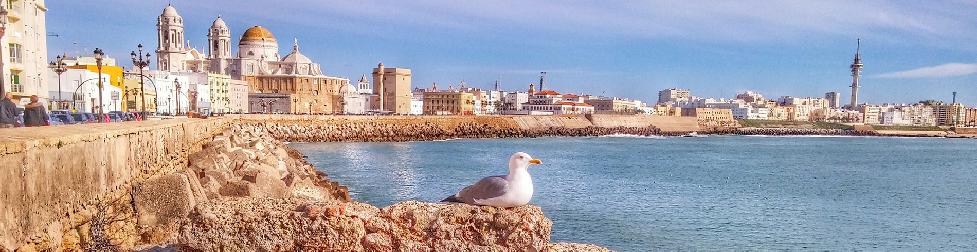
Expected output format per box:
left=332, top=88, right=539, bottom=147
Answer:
left=47, top=0, right=977, bottom=106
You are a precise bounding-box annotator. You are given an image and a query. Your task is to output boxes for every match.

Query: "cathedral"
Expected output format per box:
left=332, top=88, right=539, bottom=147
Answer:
left=155, top=4, right=350, bottom=114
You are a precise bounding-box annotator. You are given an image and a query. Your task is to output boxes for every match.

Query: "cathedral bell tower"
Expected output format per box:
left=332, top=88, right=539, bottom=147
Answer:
left=207, top=16, right=232, bottom=75
left=157, top=4, right=188, bottom=72
left=208, top=16, right=232, bottom=59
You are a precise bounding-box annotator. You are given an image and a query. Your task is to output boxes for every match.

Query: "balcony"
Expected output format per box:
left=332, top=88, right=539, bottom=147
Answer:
left=4, top=1, right=23, bottom=22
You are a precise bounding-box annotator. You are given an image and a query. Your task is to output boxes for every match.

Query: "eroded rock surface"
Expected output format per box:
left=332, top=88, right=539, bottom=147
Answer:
left=177, top=199, right=554, bottom=251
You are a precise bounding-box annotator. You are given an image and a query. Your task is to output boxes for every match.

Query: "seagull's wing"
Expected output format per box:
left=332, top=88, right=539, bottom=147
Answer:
left=455, top=175, right=509, bottom=205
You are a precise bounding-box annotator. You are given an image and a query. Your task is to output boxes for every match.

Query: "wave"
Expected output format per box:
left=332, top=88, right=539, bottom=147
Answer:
left=598, top=133, right=668, bottom=139
left=432, top=138, right=462, bottom=142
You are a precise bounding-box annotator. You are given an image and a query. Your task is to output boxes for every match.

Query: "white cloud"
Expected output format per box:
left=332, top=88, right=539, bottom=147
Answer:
left=875, top=63, right=977, bottom=78
left=157, top=0, right=977, bottom=46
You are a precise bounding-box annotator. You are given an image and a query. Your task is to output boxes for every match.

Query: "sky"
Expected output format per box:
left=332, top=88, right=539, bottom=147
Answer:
left=46, top=0, right=977, bottom=106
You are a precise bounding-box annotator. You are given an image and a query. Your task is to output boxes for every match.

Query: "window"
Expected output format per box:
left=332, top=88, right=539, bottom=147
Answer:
left=8, top=43, right=22, bottom=63
left=10, top=71, right=23, bottom=93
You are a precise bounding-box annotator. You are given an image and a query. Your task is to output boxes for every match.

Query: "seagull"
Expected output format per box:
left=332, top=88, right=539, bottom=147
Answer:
left=442, top=152, right=542, bottom=207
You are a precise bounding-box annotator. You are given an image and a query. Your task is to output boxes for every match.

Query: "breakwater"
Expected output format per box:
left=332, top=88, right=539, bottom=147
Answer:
left=235, top=114, right=700, bottom=142
left=725, top=127, right=880, bottom=136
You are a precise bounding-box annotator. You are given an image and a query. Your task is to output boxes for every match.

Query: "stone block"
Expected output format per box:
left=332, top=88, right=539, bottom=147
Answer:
left=218, top=181, right=256, bottom=198
left=133, top=174, right=196, bottom=244
left=254, top=172, right=288, bottom=199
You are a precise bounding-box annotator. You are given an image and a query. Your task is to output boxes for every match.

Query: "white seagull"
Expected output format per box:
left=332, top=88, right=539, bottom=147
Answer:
left=442, top=152, right=542, bottom=207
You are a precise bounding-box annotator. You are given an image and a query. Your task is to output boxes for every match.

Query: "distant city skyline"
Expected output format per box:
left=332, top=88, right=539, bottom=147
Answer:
left=47, top=0, right=977, bottom=106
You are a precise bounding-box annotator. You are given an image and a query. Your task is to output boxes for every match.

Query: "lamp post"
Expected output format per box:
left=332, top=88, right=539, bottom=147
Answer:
left=292, top=98, right=298, bottom=114
left=93, top=48, right=105, bottom=114
left=49, top=53, right=68, bottom=110
left=0, top=6, right=8, bottom=95
left=174, top=79, right=181, bottom=115
left=130, top=44, right=151, bottom=113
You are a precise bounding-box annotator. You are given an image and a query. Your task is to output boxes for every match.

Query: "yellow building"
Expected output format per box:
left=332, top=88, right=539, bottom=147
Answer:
left=373, top=63, right=412, bottom=114
left=208, top=73, right=230, bottom=113
left=682, top=108, right=735, bottom=127
left=247, top=75, right=346, bottom=114
left=123, top=78, right=156, bottom=112
left=423, top=91, right=474, bottom=115
left=652, top=104, right=682, bottom=116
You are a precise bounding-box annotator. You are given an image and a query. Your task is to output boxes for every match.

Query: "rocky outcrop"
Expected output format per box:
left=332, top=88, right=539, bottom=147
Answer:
left=129, top=124, right=608, bottom=251
left=177, top=199, right=554, bottom=251
left=130, top=124, right=351, bottom=246
left=2, top=118, right=612, bottom=251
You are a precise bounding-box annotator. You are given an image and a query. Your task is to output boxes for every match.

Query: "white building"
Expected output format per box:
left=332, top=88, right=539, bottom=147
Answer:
left=56, top=68, right=121, bottom=113
left=881, top=110, right=909, bottom=126
left=341, top=75, right=372, bottom=114
left=227, top=79, right=248, bottom=113
left=410, top=95, right=423, bottom=115
left=1, top=0, right=48, bottom=106
left=658, top=88, right=691, bottom=104
left=502, top=92, right=529, bottom=113
left=147, top=70, right=191, bottom=115
left=732, top=107, right=770, bottom=120
left=903, top=104, right=936, bottom=126
left=49, top=56, right=128, bottom=113
left=523, top=90, right=595, bottom=115
left=175, top=72, right=214, bottom=114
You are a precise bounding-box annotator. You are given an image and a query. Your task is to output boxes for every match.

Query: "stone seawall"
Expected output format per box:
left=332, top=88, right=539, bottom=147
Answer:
left=0, top=119, right=231, bottom=250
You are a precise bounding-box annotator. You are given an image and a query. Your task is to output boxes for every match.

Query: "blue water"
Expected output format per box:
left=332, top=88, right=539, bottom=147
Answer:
left=290, top=136, right=977, bottom=251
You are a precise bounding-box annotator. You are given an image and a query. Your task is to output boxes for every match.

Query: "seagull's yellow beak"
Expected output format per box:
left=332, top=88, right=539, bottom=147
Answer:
left=529, top=159, right=542, bottom=165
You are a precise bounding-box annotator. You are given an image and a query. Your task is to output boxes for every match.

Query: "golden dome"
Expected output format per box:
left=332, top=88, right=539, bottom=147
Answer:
left=240, top=26, right=276, bottom=42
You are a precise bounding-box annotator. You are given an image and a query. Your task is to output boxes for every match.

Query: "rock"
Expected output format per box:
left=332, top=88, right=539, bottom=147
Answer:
left=133, top=173, right=196, bottom=244
left=218, top=180, right=256, bottom=197
left=253, top=172, right=288, bottom=199
left=177, top=199, right=555, bottom=251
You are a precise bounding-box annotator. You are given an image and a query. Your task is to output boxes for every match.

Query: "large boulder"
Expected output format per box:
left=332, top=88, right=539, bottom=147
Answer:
left=177, top=199, right=554, bottom=251
left=133, top=173, right=196, bottom=244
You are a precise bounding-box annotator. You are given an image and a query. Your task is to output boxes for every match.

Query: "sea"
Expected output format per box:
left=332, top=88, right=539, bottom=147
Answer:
left=290, top=135, right=977, bottom=251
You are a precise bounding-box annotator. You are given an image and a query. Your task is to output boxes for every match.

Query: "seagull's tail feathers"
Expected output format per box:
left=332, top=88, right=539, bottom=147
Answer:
left=441, top=195, right=462, bottom=203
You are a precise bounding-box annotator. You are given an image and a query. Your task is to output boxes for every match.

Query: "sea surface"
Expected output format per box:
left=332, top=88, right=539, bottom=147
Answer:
left=290, top=135, right=977, bottom=251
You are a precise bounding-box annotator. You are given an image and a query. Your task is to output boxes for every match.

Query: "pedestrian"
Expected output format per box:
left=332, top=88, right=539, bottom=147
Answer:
left=0, top=92, right=17, bottom=128
left=23, top=95, right=50, bottom=127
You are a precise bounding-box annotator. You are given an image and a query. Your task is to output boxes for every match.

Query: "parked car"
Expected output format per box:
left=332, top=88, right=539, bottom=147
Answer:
left=54, top=114, right=76, bottom=125
left=51, top=110, right=71, bottom=116
left=48, top=116, right=64, bottom=126
left=70, top=113, right=88, bottom=123
left=83, top=113, right=98, bottom=123
left=107, top=113, right=122, bottom=122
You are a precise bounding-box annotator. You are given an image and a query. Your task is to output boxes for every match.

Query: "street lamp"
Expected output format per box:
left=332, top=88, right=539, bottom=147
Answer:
left=174, top=79, right=181, bottom=115
left=93, top=48, right=105, bottom=114
left=130, top=44, right=151, bottom=113
left=0, top=6, right=8, bottom=95
left=49, top=53, right=68, bottom=110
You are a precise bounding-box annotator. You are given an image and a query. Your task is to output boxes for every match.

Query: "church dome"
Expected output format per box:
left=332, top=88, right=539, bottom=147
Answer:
left=282, top=39, right=312, bottom=63
left=211, top=16, right=228, bottom=29
left=161, top=4, right=180, bottom=17
left=241, top=26, right=276, bottom=42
